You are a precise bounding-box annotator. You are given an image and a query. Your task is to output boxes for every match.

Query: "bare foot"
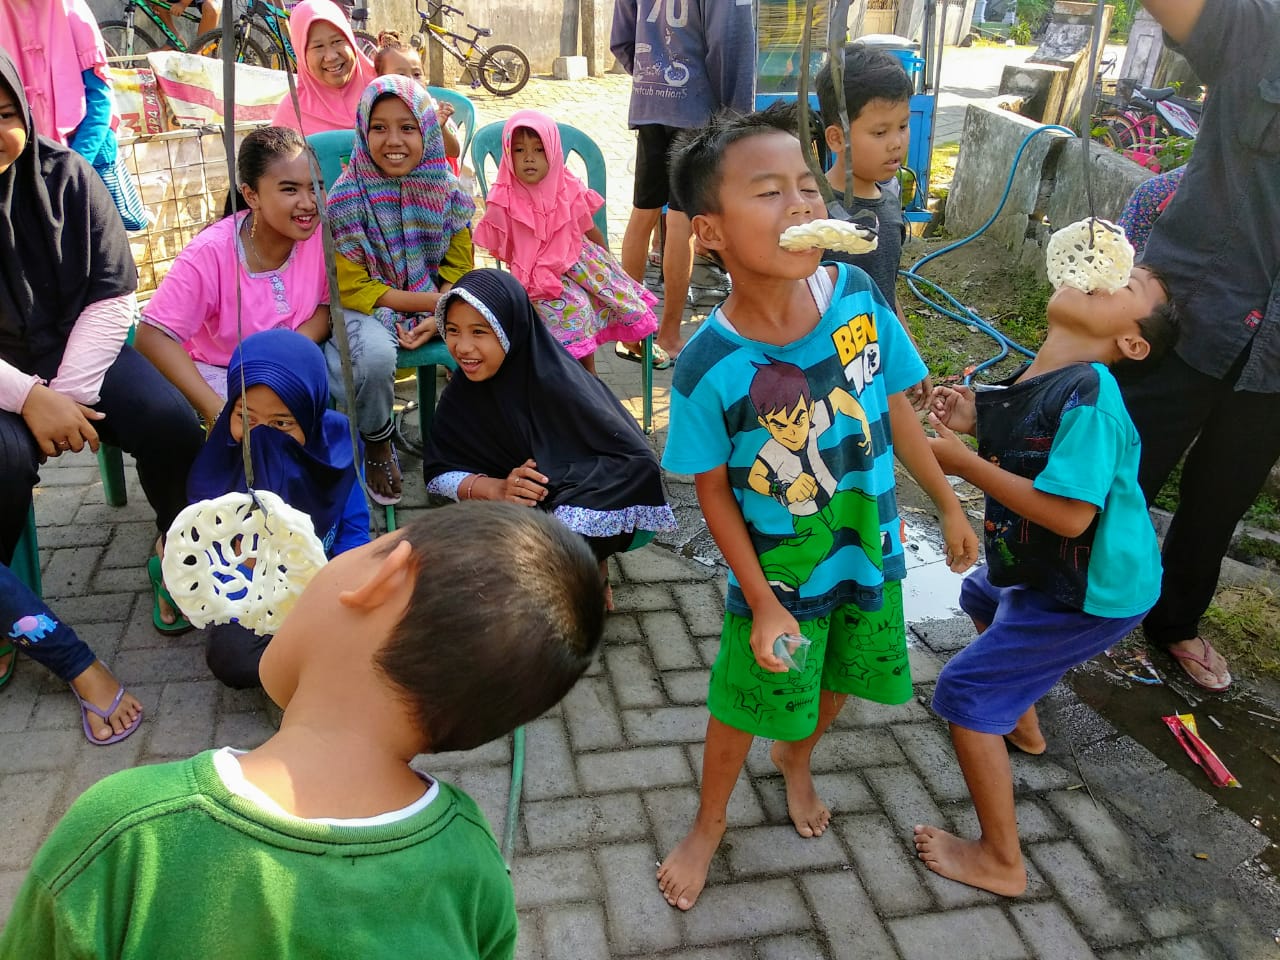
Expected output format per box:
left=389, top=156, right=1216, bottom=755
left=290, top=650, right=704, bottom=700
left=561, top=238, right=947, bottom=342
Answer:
left=599, top=561, right=615, bottom=613
left=1004, top=710, right=1046, bottom=755
left=771, top=740, right=830, bottom=838
left=70, top=661, right=143, bottom=741
left=365, top=439, right=402, bottom=504
left=154, top=537, right=178, bottom=626
left=656, top=819, right=724, bottom=911
left=913, top=824, right=1026, bottom=897
left=0, top=647, right=13, bottom=678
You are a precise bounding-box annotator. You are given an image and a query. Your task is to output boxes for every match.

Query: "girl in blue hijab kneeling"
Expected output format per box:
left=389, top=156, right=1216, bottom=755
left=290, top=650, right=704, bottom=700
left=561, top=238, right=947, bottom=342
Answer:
left=189, top=329, right=370, bottom=688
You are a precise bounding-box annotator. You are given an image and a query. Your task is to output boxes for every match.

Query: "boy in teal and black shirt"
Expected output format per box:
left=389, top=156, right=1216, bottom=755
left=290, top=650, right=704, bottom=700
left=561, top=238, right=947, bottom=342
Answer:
left=657, top=107, right=977, bottom=913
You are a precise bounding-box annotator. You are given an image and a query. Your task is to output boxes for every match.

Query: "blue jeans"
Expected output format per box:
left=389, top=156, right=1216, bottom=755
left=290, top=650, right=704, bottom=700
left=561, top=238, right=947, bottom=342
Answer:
left=0, top=564, right=95, bottom=682
left=324, top=310, right=398, bottom=442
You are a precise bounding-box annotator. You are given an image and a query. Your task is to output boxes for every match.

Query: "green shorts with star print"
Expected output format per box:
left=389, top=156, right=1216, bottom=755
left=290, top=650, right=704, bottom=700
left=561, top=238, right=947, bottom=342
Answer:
left=707, top=581, right=911, bottom=741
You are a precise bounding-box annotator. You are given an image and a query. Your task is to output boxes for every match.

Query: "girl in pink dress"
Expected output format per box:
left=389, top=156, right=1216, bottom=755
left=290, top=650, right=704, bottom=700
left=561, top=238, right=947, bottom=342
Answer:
left=472, top=110, right=658, bottom=374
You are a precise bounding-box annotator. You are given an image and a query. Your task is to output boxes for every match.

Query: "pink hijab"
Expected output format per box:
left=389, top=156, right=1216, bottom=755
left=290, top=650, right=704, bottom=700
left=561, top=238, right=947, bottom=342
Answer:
left=0, top=0, right=113, bottom=146
left=473, top=110, right=603, bottom=302
left=270, top=0, right=375, bottom=136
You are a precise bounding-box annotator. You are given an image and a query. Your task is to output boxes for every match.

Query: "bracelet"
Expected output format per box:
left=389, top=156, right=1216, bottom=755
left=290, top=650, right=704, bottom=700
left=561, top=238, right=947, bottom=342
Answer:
left=462, top=473, right=486, bottom=500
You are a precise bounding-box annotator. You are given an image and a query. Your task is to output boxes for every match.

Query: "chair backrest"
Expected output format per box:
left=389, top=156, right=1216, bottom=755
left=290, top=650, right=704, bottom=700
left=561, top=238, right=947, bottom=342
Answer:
left=470, top=120, right=609, bottom=245
left=427, top=86, right=477, bottom=160
left=306, top=129, right=356, bottom=190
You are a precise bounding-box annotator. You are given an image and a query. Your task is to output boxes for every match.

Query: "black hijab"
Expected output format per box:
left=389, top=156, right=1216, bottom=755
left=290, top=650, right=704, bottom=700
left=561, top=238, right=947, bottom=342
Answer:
left=0, top=46, right=136, bottom=377
left=424, top=269, right=669, bottom=519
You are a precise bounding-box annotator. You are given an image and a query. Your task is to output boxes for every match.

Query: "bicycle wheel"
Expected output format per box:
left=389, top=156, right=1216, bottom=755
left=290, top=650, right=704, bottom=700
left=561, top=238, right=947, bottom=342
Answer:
left=192, top=28, right=272, bottom=68
left=476, top=44, right=529, bottom=97
left=354, top=30, right=379, bottom=60
left=100, top=20, right=161, bottom=59
left=1092, top=112, right=1139, bottom=152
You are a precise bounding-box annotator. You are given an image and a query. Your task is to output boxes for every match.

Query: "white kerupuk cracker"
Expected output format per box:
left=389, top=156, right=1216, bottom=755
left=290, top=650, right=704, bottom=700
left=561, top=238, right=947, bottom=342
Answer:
left=162, top=490, right=328, bottom=636
left=1045, top=218, right=1135, bottom=294
left=779, top=219, right=879, bottom=255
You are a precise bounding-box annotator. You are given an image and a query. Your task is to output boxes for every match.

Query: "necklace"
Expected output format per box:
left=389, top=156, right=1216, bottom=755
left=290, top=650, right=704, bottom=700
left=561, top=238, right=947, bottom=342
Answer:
left=243, top=214, right=288, bottom=273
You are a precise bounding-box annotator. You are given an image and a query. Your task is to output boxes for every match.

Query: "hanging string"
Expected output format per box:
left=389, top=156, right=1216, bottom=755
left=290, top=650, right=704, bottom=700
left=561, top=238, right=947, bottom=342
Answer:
left=1079, top=0, right=1109, bottom=246
left=796, top=0, right=835, bottom=207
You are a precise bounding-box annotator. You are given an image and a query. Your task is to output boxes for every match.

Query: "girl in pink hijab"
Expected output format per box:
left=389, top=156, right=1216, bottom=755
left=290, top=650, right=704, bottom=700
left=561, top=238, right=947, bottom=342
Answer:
left=472, top=110, right=658, bottom=374
left=271, top=0, right=376, bottom=136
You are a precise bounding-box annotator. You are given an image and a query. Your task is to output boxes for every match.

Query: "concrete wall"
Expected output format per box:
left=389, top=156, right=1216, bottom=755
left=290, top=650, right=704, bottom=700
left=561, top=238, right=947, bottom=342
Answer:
left=948, top=102, right=1151, bottom=271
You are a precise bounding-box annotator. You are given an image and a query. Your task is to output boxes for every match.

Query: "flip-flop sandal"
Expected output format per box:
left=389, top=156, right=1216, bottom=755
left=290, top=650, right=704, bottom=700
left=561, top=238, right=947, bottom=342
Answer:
left=0, top=641, right=16, bottom=692
left=74, top=684, right=142, bottom=745
left=1168, top=637, right=1233, bottom=692
left=365, top=445, right=403, bottom=507
left=613, top=341, right=673, bottom=370
left=148, top=554, right=193, bottom=635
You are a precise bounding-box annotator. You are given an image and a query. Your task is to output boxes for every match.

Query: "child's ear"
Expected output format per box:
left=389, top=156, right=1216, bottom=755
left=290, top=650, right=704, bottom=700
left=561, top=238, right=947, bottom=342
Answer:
left=823, top=124, right=845, bottom=152
left=692, top=212, right=726, bottom=253
left=1117, top=334, right=1151, bottom=362
left=339, top=539, right=415, bottom=611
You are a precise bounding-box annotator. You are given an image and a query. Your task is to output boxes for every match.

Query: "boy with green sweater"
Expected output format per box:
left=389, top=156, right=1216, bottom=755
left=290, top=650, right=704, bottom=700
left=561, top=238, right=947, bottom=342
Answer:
left=0, top=505, right=604, bottom=959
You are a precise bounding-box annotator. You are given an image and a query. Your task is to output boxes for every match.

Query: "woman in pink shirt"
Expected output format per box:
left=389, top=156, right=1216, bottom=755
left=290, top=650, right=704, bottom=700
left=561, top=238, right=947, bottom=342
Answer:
left=271, top=0, right=375, bottom=136
left=137, top=125, right=401, bottom=503
left=0, top=48, right=204, bottom=637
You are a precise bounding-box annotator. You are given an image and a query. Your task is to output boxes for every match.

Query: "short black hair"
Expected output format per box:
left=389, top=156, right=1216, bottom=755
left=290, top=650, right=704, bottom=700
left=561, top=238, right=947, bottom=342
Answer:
left=236, top=125, right=306, bottom=191
left=375, top=504, right=604, bottom=753
left=669, top=103, right=800, bottom=218
left=1113, top=265, right=1180, bottom=374
left=814, top=43, right=913, bottom=129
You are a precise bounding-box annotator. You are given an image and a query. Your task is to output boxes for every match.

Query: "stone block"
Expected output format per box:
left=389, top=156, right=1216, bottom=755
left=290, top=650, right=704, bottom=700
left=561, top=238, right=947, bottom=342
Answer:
left=605, top=646, right=665, bottom=708
left=617, top=546, right=713, bottom=583
left=834, top=813, right=933, bottom=916
left=551, top=56, right=587, bottom=82
left=622, top=706, right=710, bottom=744
left=893, top=722, right=969, bottom=802
left=512, top=850, right=601, bottom=908
left=541, top=902, right=607, bottom=959
left=682, top=878, right=808, bottom=945
left=888, top=907, right=1028, bottom=960
left=644, top=785, right=765, bottom=861
left=514, top=910, right=544, bottom=960
left=801, top=871, right=899, bottom=960
left=640, top=610, right=701, bottom=670
left=671, top=580, right=726, bottom=638
left=1027, top=840, right=1143, bottom=946
left=576, top=745, right=691, bottom=793
left=999, top=61, right=1070, bottom=123
left=519, top=718, right=579, bottom=801
left=755, top=770, right=877, bottom=825
left=0, top=729, right=82, bottom=774
left=0, top=772, right=63, bottom=869
left=1045, top=788, right=1142, bottom=880
left=1041, top=139, right=1153, bottom=243
left=660, top=669, right=711, bottom=705
left=522, top=793, right=649, bottom=851
left=1008, top=901, right=1100, bottom=960
left=560, top=676, right=625, bottom=751
left=145, top=680, right=219, bottom=757
left=725, top=824, right=850, bottom=876
left=598, top=842, right=684, bottom=953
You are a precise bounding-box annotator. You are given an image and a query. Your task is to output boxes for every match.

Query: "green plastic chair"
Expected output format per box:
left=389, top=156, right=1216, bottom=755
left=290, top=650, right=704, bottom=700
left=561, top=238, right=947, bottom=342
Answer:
left=13, top=503, right=41, bottom=595
left=427, top=86, right=477, bottom=162
left=470, top=121, right=655, bottom=433
left=306, top=129, right=356, bottom=189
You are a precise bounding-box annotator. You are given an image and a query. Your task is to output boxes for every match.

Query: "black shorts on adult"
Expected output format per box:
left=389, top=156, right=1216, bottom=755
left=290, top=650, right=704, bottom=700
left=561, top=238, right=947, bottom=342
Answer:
left=633, top=124, right=685, bottom=212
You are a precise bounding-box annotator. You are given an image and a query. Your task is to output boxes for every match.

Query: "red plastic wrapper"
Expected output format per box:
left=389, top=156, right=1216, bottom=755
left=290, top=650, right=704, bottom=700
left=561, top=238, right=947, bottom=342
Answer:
left=1162, top=713, right=1241, bottom=788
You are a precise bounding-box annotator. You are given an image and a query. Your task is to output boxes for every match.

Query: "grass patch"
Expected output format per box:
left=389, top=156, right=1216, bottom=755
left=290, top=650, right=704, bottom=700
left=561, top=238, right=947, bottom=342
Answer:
left=905, top=309, right=964, bottom=378
left=1246, top=493, right=1280, bottom=532
left=1203, top=584, right=1280, bottom=680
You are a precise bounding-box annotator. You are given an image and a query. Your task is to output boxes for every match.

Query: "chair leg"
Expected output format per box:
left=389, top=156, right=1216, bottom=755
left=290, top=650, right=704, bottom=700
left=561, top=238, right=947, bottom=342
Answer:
left=417, top=364, right=440, bottom=441
left=99, top=445, right=127, bottom=508
left=642, top=337, right=654, bottom=435
left=13, top=502, right=42, bottom=596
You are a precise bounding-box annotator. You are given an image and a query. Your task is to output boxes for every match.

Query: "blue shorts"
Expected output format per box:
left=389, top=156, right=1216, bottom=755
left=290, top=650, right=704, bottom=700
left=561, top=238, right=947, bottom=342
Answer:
left=931, top=565, right=1146, bottom=735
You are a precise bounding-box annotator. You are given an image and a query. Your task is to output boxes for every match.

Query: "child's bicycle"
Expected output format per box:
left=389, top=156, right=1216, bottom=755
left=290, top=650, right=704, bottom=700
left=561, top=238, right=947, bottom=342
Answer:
left=409, top=0, right=530, bottom=97
left=1091, top=83, right=1201, bottom=172
left=99, top=0, right=203, bottom=58
left=191, top=1, right=378, bottom=71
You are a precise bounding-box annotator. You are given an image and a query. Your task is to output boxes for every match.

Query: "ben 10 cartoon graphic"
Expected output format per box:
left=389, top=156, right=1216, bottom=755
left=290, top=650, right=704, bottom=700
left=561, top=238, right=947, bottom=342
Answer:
left=746, top=349, right=886, bottom=593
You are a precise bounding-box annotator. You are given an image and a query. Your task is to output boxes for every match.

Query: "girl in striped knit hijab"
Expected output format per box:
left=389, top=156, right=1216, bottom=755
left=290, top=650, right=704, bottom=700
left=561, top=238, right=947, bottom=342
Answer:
left=328, top=75, right=475, bottom=350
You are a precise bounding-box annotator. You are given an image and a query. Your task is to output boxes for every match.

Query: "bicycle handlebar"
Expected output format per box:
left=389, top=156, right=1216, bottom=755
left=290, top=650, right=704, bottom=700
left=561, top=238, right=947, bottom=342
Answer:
left=419, top=0, right=464, bottom=19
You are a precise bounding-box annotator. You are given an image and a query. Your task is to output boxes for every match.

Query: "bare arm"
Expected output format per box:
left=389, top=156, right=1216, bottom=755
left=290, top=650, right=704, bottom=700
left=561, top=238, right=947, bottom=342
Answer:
left=1139, top=0, right=1206, bottom=45
left=295, top=304, right=331, bottom=345
left=696, top=466, right=794, bottom=673
left=134, top=323, right=223, bottom=426
left=889, top=394, right=978, bottom=571
left=928, top=413, right=1098, bottom=539
left=585, top=225, right=607, bottom=248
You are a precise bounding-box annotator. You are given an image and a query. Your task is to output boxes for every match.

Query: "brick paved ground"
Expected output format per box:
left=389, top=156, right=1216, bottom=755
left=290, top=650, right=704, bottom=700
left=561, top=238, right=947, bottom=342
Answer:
left=3, top=55, right=1279, bottom=959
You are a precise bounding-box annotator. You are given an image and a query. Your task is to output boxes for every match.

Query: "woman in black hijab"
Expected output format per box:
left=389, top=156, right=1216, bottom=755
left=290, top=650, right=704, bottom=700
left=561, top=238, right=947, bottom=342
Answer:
left=0, top=46, right=204, bottom=628
left=424, top=269, right=676, bottom=608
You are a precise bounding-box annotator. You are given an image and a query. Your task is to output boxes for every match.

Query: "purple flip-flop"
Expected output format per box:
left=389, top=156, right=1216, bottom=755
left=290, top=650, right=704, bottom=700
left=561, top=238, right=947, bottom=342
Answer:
left=74, top=685, right=142, bottom=746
